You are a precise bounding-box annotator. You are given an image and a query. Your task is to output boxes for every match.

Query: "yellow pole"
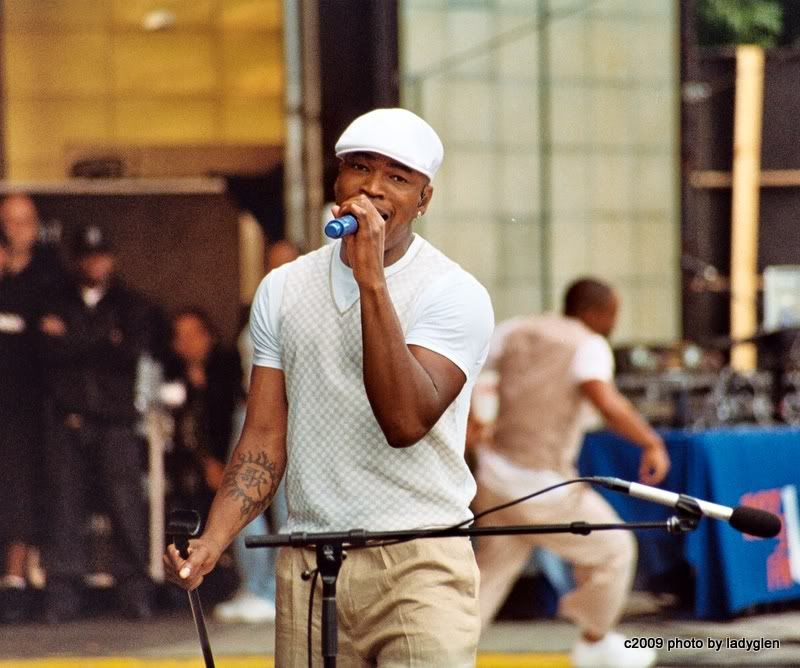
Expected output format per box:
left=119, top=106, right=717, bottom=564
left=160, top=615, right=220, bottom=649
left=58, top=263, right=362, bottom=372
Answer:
left=730, top=45, right=764, bottom=371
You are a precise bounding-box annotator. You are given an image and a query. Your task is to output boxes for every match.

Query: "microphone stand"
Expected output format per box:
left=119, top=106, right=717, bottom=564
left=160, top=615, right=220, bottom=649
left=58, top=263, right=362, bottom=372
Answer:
left=246, top=506, right=702, bottom=668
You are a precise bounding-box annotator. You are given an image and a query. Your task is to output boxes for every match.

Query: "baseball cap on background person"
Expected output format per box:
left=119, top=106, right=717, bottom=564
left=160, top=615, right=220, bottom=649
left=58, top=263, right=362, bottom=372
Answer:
left=73, top=223, right=114, bottom=257
left=334, top=108, right=444, bottom=181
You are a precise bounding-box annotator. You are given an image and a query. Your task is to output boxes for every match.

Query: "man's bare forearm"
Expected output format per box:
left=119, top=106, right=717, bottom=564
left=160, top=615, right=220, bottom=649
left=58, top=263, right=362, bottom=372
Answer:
left=604, top=396, right=663, bottom=451
left=221, top=447, right=281, bottom=523
left=359, top=283, right=442, bottom=447
left=202, top=432, right=286, bottom=551
left=582, top=380, right=662, bottom=450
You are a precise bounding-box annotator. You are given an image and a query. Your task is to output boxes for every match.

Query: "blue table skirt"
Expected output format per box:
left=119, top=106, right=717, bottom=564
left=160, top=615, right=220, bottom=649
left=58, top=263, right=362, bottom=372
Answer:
left=578, top=427, right=800, bottom=618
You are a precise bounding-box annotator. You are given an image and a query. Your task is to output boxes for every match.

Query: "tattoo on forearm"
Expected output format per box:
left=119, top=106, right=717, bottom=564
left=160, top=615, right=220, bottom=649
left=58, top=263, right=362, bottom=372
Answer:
left=221, top=451, right=279, bottom=522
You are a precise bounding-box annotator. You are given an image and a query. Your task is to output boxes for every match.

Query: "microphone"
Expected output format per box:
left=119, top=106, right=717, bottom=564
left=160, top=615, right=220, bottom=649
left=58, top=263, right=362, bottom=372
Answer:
left=592, top=477, right=782, bottom=538
left=325, top=214, right=358, bottom=239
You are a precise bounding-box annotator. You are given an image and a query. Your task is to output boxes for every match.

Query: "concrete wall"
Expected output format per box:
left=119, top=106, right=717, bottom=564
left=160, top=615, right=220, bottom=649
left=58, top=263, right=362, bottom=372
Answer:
left=401, top=0, right=680, bottom=344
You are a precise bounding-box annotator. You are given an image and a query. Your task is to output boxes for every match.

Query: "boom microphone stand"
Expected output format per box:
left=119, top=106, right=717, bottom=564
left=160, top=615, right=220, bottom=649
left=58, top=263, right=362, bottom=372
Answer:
left=247, top=505, right=702, bottom=668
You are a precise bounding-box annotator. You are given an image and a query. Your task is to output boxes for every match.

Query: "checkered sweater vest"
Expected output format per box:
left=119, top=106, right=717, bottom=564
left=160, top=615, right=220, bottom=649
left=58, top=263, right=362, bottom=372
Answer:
left=279, top=241, right=475, bottom=531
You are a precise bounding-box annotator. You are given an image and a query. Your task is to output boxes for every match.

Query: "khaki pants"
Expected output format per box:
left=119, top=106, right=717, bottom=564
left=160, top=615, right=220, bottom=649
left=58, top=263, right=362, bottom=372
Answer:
left=275, top=536, right=481, bottom=667
left=474, top=483, right=636, bottom=637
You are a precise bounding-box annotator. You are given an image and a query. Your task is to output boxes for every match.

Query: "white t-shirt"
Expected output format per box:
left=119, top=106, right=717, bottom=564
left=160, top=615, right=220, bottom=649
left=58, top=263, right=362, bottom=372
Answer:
left=250, top=235, right=494, bottom=531
left=571, top=332, right=614, bottom=430
left=571, top=333, right=614, bottom=383
left=488, top=317, right=612, bottom=384
left=476, top=318, right=614, bottom=427
left=251, top=234, right=493, bottom=382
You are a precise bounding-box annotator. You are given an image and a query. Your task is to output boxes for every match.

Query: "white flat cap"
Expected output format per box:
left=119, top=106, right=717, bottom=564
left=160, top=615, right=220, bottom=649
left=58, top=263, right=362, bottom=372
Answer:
left=335, top=108, right=444, bottom=180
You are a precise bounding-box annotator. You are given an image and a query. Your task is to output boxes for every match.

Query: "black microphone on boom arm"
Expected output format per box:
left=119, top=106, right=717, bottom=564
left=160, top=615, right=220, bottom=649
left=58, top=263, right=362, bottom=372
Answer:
left=592, top=477, right=782, bottom=539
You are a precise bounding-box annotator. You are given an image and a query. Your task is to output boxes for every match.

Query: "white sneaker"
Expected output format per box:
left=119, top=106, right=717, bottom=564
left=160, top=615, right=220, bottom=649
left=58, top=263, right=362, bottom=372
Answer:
left=571, top=632, right=657, bottom=668
left=214, top=591, right=276, bottom=624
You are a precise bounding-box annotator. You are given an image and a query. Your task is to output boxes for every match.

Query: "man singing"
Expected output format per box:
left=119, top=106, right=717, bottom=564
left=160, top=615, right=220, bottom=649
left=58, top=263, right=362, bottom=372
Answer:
left=165, top=108, right=494, bottom=666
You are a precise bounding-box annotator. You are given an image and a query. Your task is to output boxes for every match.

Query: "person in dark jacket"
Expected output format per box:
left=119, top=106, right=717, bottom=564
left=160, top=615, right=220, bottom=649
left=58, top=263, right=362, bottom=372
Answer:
left=163, top=308, right=243, bottom=519
left=39, top=223, right=156, bottom=622
left=0, top=195, right=65, bottom=623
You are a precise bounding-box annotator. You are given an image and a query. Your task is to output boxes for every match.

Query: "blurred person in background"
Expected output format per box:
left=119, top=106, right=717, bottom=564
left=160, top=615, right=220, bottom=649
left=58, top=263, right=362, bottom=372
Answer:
left=212, top=238, right=300, bottom=625
left=164, top=308, right=242, bottom=521
left=0, top=194, right=63, bottom=283
left=163, top=108, right=494, bottom=666
left=39, top=224, right=156, bottom=622
left=0, top=195, right=63, bottom=623
left=470, top=277, right=670, bottom=668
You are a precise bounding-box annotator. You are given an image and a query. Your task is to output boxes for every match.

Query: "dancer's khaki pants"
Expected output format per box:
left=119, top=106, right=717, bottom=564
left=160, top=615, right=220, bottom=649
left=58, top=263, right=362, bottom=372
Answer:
left=474, top=483, right=636, bottom=637
left=275, top=536, right=480, bottom=667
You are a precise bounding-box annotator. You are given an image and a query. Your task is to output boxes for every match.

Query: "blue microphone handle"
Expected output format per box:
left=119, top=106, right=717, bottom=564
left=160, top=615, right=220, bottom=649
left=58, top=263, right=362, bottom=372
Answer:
left=325, top=214, right=358, bottom=239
